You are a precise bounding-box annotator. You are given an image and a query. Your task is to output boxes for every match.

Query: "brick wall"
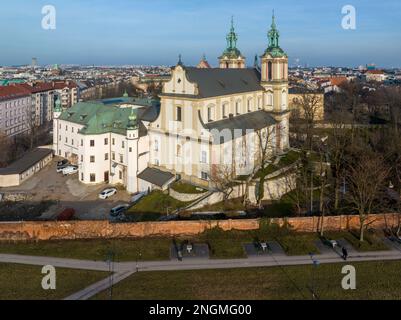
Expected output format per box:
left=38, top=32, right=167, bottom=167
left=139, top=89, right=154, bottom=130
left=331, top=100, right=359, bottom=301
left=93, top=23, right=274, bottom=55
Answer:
left=0, top=213, right=399, bottom=241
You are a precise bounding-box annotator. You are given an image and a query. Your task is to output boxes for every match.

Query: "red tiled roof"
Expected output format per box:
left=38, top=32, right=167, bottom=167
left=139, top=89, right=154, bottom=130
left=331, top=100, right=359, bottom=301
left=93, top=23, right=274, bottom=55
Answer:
left=330, top=77, right=348, bottom=86
left=0, top=85, right=31, bottom=101
left=366, top=70, right=384, bottom=75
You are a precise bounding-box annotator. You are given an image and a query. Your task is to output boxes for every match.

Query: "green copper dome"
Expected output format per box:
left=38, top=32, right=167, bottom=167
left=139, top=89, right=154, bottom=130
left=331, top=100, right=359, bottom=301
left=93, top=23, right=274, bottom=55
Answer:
left=264, top=12, right=287, bottom=58
left=127, top=108, right=138, bottom=130
left=219, top=17, right=243, bottom=59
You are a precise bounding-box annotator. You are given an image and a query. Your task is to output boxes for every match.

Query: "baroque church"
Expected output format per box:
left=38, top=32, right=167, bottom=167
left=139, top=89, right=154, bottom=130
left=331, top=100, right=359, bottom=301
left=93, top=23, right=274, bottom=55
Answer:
left=148, top=13, right=290, bottom=187
left=53, top=14, right=290, bottom=193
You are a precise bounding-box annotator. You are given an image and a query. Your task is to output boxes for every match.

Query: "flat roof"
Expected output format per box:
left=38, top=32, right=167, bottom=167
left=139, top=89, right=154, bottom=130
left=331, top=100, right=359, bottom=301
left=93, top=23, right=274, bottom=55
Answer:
left=0, top=148, right=53, bottom=175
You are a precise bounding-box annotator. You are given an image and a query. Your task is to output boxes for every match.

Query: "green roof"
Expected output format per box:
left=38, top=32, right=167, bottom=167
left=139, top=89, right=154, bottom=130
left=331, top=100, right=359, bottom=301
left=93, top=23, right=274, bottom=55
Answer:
left=59, top=102, right=137, bottom=135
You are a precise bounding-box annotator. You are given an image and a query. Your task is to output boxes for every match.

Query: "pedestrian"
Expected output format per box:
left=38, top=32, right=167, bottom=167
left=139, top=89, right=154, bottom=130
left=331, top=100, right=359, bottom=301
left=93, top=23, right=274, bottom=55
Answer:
left=342, top=246, right=348, bottom=261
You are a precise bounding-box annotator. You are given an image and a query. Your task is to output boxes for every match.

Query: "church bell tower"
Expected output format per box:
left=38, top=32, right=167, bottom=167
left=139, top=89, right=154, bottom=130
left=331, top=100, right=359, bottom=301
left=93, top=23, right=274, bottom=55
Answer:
left=219, top=17, right=246, bottom=69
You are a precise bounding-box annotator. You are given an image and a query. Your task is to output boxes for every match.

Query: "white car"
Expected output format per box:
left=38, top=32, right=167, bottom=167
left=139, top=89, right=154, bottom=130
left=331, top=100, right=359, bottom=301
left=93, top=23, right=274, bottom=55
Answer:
left=62, top=166, right=78, bottom=176
left=99, top=188, right=117, bottom=199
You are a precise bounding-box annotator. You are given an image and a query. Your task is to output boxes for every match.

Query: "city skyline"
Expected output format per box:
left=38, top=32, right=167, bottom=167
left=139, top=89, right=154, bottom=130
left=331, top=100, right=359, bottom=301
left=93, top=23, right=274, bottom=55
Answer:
left=0, top=0, right=400, bottom=68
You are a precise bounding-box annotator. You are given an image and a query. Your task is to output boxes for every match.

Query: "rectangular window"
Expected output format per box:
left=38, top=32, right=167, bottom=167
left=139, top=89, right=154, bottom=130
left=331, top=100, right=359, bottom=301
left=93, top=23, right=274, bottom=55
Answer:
left=119, top=170, right=122, bottom=180
left=119, top=154, right=123, bottom=163
left=112, top=152, right=115, bottom=161
left=105, top=153, right=109, bottom=160
left=104, top=138, right=108, bottom=145
left=122, top=141, right=125, bottom=149
left=81, top=173, right=84, bottom=181
left=176, top=106, right=182, bottom=122
left=90, top=174, right=96, bottom=182
left=129, top=147, right=132, bottom=153
left=90, top=156, right=95, bottom=163
left=201, top=171, right=208, bottom=180
left=81, top=155, right=83, bottom=162
left=201, top=151, right=207, bottom=164
left=90, top=140, right=95, bottom=147
left=81, top=139, right=83, bottom=146
left=112, top=138, right=115, bottom=145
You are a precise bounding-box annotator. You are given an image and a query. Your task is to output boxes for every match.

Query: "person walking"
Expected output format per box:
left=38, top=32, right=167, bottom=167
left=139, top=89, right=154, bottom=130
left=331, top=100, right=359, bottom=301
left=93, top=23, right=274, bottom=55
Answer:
left=342, top=246, right=348, bottom=261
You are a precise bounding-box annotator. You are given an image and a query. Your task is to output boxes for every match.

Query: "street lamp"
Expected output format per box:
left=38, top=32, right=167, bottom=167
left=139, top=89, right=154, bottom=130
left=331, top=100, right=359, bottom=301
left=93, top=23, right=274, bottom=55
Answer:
left=309, top=253, right=320, bottom=300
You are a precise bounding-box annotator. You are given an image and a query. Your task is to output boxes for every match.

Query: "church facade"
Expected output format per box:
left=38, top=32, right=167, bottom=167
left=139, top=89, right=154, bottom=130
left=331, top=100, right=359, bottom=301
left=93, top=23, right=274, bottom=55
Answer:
left=53, top=14, right=290, bottom=193
left=149, top=14, right=290, bottom=187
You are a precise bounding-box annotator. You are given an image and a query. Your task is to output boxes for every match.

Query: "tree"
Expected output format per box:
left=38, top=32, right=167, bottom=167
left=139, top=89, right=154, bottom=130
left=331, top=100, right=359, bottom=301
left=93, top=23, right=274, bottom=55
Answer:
left=345, top=141, right=389, bottom=242
left=209, top=164, right=236, bottom=205
left=327, top=113, right=352, bottom=210
left=292, top=92, right=322, bottom=151
left=253, top=126, right=277, bottom=207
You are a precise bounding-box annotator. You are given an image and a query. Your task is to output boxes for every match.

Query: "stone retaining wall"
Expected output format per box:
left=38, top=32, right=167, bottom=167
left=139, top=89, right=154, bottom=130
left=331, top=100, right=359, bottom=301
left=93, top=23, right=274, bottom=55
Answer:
left=0, top=213, right=399, bottom=242
left=169, top=188, right=207, bottom=202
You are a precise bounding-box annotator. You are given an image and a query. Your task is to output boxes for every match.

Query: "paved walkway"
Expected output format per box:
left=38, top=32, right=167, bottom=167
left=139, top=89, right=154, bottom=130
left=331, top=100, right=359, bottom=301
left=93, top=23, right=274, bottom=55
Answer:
left=1, top=239, right=401, bottom=300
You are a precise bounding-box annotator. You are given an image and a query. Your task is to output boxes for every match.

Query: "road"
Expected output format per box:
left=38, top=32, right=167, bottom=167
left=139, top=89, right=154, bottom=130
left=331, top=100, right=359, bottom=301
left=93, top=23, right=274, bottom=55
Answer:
left=1, top=238, right=401, bottom=300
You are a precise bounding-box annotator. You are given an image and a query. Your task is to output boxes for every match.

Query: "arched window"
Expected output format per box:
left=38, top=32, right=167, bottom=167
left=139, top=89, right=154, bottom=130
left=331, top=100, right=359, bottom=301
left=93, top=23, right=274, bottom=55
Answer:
left=207, top=104, right=214, bottom=122
left=258, top=96, right=262, bottom=109
left=247, top=98, right=252, bottom=112
left=267, top=93, right=273, bottom=106
left=235, top=100, right=241, bottom=115
left=268, top=61, right=273, bottom=81
left=281, top=90, right=287, bottom=109
left=222, top=103, right=228, bottom=118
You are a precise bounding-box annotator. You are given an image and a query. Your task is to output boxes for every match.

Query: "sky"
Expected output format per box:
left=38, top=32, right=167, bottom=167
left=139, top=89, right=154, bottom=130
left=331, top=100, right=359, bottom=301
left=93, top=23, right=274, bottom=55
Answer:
left=0, top=0, right=400, bottom=68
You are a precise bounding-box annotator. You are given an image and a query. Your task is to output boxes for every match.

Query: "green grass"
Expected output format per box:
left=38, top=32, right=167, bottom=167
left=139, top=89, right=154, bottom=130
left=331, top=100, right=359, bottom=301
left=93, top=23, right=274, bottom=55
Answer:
left=324, top=230, right=389, bottom=252
left=191, top=197, right=245, bottom=213
left=278, top=234, right=320, bottom=255
left=0, top=238, right=171, bottom=262
left=93, top=260, right=401, bottom=300
left=255, top=150, right=301, bottom=178
left=170, top=181, right=206, bottom=194
left=127, top=190, right=190, bottom=215
left=0, top=263, right=107, bottom=300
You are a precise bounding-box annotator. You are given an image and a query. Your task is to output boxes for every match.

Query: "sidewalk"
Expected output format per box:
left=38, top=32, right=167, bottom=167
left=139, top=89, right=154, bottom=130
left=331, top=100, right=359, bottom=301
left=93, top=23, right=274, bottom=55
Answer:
left=1, top=240, right=401, bottom=300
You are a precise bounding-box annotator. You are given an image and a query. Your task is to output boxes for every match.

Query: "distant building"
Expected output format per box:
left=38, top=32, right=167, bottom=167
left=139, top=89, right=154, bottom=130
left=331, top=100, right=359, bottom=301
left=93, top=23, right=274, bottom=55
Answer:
left=197, top=54, right=211, bottom=69
left=0, top=85, right=32, bottom=137
left=365, top=70, right=387, bottom=82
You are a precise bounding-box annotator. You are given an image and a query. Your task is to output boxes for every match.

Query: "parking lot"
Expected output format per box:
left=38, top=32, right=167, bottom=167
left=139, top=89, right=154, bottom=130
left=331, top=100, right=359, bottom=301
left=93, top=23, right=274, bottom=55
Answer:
left=0, top=157, right=132, bottom=220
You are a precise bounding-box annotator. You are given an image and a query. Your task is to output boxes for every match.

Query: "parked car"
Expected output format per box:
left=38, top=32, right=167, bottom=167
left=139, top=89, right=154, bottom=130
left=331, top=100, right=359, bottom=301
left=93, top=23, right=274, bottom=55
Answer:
left=57, top=208, right=75, bottom=221
left=110, top=204, right=129, bottom=217
left=62, top=165, right=78, bottom=176
left=99, top=188, right=117, bottom=199
left=130, top=191, right=146, bottom=204
left=56, top=160, right=70, bottom=173
left=57, top=159, right=69, bottom=167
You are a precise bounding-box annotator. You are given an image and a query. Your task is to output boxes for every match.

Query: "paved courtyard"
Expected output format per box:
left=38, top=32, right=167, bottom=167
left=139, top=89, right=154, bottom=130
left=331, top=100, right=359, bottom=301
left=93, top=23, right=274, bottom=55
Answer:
left=0, top=157, right=132, bottom=220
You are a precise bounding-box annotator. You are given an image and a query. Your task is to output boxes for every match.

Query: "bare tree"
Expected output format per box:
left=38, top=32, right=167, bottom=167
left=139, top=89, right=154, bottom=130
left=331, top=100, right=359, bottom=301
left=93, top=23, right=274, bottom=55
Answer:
left=292, top=92, right=322, bottom=150
left=209, top=164, right=236, bottom=205
left=345, top=143, right=390, bottom=242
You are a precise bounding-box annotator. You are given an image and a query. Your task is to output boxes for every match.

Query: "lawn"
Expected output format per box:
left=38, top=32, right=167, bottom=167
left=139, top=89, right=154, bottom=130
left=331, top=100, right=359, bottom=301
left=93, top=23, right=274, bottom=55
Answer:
left=255, top=150, right=301, bottom=178
left=0, top=263, right=107, bottom=300
left=170, top=181, right=206, bottom=194
left=0, top=238, right=172, bottom=262
left=126, top=190, right=190, bottom=216
left=93, top=260, right=401, bottom=300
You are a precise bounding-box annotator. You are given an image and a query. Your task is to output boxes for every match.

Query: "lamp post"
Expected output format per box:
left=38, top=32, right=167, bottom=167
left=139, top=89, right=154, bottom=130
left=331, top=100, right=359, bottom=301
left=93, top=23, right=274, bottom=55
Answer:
left=106, top=250, right=115, bottom=300
left=309, top=253, right=320, bottom=300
